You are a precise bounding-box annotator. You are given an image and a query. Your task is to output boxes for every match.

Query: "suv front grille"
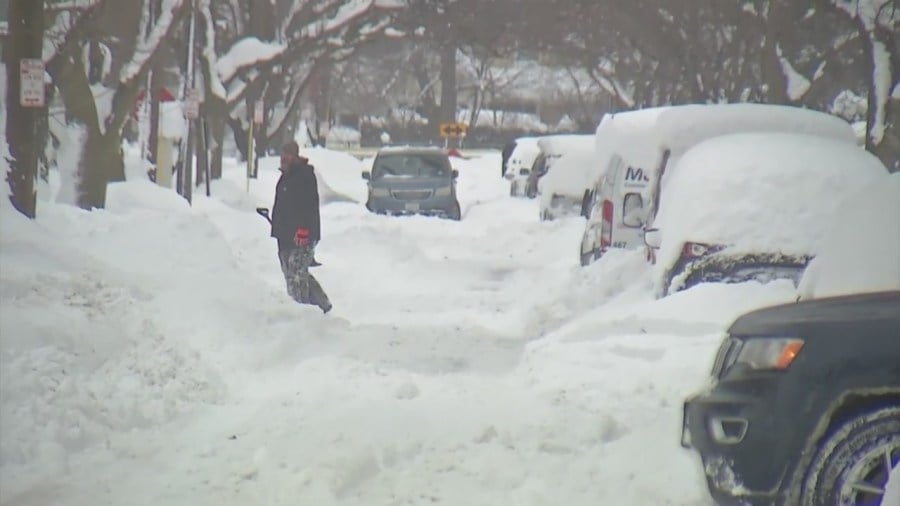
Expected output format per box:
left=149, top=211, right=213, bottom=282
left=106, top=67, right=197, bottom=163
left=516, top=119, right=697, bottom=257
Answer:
left=711, top=337, right=743, bottom=379
left=391, top=189, right=433, bottom=200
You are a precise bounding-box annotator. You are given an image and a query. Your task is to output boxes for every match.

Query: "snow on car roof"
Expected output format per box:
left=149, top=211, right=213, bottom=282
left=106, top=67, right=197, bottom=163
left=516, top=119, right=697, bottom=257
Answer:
left=797, top=172, right=900, bottom=300
left=596, top=103, right=858, bottom=184
left=376, top=145, right=448, bottom=155
left=536, top=135, right=594, bottom=156
left=652, top=132, right=889, bottom=274
left=652, top=102, right=856, bottom=154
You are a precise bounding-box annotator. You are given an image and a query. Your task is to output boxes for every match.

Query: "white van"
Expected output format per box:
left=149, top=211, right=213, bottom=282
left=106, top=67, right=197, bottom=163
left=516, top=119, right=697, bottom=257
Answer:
left=578, top=103, right=858, bottom=266
left=643, top=132, right=889, bottom=297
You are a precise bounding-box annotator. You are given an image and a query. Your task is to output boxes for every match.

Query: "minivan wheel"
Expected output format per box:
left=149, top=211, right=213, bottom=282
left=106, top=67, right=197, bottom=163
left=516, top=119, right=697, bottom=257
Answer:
left=448, top=202, right=462, bottom=221
left=799, top=406, right=900, bottom=506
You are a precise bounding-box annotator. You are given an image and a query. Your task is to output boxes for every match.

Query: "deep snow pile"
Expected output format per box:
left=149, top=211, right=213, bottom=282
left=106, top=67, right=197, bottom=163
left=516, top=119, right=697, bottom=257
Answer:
left=0, top=144, right=878, bottom=506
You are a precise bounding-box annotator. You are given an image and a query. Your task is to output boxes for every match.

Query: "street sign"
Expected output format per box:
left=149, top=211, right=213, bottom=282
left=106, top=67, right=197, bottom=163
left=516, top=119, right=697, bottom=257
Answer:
left=184, top=88, right=201, bottom=119
left=19, top=59, right=44, bottom=107
left=253, top=102, right=263, bottom=125
left=439, top=122, right=468, bottom=138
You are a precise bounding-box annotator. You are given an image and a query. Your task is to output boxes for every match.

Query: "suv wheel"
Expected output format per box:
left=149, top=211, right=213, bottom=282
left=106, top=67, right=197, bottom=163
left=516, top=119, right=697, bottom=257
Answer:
left=800, top=405, right=900, bottom=506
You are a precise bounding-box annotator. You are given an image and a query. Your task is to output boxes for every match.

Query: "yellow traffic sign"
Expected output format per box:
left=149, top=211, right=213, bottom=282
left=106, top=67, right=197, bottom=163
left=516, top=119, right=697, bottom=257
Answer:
left=439, top=122, right=468, bottom=138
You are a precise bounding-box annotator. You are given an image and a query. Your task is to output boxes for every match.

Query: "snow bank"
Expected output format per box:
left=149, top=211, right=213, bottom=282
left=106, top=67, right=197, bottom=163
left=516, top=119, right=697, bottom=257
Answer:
left=301, top=147, right=369, bottom=204
left=653, top=132, right=889, bottom=276
left=797, top=172, right=900, bottom=299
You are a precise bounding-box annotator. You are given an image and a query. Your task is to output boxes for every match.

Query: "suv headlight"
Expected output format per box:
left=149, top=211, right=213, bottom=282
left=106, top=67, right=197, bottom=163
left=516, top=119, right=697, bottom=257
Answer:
left=434, top=186, right=452, bottom=197
left=371, top=187, right=390, bottom=197
left=734, top=338, right=804, bottom=370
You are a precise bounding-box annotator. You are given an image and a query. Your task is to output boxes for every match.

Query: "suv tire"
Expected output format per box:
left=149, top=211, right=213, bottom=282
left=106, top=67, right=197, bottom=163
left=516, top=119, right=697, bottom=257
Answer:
left=799, top=405, right=900, bottom=506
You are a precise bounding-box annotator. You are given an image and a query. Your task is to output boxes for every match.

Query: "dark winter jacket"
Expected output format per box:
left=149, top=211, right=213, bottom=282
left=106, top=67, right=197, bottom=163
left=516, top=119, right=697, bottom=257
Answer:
left=271, top=158, right=321, bottom=250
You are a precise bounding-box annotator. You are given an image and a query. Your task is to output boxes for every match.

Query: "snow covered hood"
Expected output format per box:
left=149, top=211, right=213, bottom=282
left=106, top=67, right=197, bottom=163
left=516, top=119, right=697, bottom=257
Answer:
left=653, top=132, right=889, bottom=271
left=539, top=149, right=602, bottom=204
left=797, top=173, right=900, bottom=299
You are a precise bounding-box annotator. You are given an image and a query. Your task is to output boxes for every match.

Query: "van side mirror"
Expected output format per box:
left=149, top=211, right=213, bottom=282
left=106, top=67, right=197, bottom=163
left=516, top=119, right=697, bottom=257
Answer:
left=362, top=172, right=371, bottom=180
left=643, top=228, right=661, bottom=249
left=255, top=207, right=272, bottom=224
left=452, top=169, right=459, bottom=179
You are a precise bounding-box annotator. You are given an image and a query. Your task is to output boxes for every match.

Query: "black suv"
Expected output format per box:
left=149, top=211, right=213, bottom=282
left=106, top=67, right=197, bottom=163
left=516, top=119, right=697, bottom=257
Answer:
left=682, top=291, right=900, bottom=506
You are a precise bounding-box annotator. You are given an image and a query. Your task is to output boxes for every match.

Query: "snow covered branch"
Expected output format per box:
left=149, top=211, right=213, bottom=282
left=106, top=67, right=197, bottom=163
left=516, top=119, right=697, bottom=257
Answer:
left=119, top=0, right=187, bottom=84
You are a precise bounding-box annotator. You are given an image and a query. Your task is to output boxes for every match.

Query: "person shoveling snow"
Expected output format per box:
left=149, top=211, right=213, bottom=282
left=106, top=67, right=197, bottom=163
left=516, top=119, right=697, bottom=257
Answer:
left=258, top=141, right=332, bottom=314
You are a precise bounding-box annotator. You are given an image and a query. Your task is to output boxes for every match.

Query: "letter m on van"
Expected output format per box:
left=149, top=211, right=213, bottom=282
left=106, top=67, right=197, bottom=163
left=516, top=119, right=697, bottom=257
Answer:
left=625, top=167, right=650, bottom=183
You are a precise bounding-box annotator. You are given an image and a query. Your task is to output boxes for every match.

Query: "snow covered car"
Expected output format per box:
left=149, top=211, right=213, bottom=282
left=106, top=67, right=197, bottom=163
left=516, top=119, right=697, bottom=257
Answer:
left=537, top=148, right=599, bottom=221
left=642, top=132, right=888, bottom=297
left=579, top=103, right=858, bottom=267
left=681, top=290, right=900, bottom=506
left=503, top=137, right=540, bottom=197
left=362, top=147, right=462, bottom=220
left=524, top=134, right=594, bottom=200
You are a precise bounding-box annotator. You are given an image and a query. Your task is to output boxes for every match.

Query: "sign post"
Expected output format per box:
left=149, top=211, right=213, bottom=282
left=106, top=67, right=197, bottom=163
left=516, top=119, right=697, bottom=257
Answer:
left=246, top=102, right=259, bottom=192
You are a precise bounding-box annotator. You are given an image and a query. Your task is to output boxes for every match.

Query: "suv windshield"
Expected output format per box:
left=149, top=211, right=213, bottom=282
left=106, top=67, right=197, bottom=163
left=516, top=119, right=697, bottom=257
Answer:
left=372, top=153, right=450, bottom=179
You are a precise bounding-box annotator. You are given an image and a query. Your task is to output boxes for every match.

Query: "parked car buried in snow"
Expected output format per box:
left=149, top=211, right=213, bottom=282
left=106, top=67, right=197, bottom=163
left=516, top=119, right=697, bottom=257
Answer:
left=504, top=137, right=541, bottom=198
left=524, top=134, right=594, bottom=200
left=642, top=132, right=889, bottom=297
left=579, top=103, right=859, bottom=267
left=362, top=147, right=462, bottom=220
left=681, top=290, right=900, bottom=506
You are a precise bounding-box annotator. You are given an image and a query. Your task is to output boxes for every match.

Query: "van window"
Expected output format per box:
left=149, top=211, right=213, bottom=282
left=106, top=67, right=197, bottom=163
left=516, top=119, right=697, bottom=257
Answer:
left=623, top=192, right=643, bottom=228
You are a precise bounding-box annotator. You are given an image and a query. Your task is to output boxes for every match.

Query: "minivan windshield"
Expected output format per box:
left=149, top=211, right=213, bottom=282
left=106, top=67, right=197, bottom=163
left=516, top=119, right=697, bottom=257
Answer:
left=372, top=153, right=450, bottom=179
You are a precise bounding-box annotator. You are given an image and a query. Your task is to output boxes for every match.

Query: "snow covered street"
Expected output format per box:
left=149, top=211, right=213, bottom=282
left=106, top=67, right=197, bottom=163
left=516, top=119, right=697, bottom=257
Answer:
left=2, top=148, right=803, bottom=506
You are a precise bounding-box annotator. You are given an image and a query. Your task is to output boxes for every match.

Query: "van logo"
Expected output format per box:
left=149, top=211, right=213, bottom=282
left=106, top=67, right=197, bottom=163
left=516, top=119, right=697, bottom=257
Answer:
left=625, top=167, right=650, bottom=182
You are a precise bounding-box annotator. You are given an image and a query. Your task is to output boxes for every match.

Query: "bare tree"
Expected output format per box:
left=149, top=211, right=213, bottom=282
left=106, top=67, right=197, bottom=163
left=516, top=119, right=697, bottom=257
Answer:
left=197, top=0, right=399, bottom=173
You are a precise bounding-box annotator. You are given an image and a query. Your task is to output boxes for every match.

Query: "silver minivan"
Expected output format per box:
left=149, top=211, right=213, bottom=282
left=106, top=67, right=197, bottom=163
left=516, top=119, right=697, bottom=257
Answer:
left=363, top=147, right=462, bottom=220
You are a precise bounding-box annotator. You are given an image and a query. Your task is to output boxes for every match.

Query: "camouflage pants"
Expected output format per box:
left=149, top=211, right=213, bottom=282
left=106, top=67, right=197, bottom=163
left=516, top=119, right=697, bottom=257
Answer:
left=278, top=244, right=332, bottom=312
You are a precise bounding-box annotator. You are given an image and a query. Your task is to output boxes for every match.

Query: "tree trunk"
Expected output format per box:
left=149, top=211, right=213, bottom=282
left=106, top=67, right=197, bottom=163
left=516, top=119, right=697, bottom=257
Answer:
left=229, top=117, right=249, bottom=162
left=439, top=42, right=458, bottom=125
left=79, top=131, right=123, bottom=208
left=49, top=36, right=136, bottom=208
left=5, top=0, right=44, bottom=218
left=209, top=112, right=225, bottom=180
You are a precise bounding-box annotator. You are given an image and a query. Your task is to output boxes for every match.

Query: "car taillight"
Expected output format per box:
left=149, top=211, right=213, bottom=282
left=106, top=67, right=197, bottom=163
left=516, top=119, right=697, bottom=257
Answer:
left=600, top=200, right=613, bottom=249
left=683, top=242, right=710, bottom=258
